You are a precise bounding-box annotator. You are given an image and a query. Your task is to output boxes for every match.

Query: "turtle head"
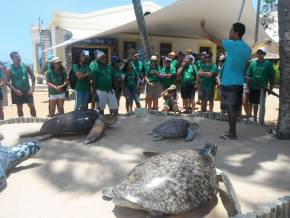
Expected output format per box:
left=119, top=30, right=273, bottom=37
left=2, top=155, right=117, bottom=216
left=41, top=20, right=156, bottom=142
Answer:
left=11, top=141, right=41, bottom=165
left=200, top=143, right=217, bottom=159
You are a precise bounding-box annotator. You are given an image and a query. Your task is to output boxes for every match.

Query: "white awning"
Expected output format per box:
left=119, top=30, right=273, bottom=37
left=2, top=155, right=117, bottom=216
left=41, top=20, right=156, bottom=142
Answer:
left=45, top=0, right=278, bottom=52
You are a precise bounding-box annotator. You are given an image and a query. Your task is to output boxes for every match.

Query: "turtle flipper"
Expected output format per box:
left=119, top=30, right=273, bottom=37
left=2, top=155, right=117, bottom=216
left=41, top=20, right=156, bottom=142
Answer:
left=216, top=168, right=241, bottom=216
left=153, top=134, right=163, bottom=141
left=84, top=118, right=106, bottom=144
left=185, top=128, right=197, bottom=142
left=189, top=122, right=199, bottom=131
left=143, top=151, right=160, bottom=158
left=102, top=187, right=114, bottom=200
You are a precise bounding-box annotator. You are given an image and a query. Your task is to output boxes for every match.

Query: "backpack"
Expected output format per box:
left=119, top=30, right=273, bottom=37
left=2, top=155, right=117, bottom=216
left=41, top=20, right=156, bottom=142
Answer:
left=69, top=67, right=77, bottom=89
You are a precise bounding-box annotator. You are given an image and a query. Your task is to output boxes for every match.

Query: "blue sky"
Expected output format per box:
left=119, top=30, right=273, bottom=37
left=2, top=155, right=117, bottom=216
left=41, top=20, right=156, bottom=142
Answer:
left=0, top=0, right=258, bottom=64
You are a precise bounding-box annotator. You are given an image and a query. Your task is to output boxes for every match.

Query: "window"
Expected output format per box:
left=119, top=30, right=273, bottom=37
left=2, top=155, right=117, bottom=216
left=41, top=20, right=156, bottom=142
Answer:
left=199, top=46, right=211, bottom=54
left=124, top=41, right=137, bottom=60
left=160, top=43, right=172, bottom=58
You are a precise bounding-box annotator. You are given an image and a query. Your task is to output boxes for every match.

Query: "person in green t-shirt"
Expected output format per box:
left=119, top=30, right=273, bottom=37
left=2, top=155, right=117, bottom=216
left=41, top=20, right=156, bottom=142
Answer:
left=111, top=56, right=124, bottom=106
left=5, top=51, right=36, bottom=117
left=160, top=57, right=176, bottom=90
left=169, top=51, right=178, bottom=71
left=91, top=52, right=118, bottom=115
left=145, top=55, right=162, bottom=110
left=246, top=48, right=275, bottom=120
left=123, top=60, right=141, bottom=114
left=46, top=57, right=68, bottom=117
left=177, top=55, right=197, bottom=113
left=73, top=50, right=91, bottom=111
left=196, top=52, right=220, bottom=112
left=132, top=53, right=145, bottom=80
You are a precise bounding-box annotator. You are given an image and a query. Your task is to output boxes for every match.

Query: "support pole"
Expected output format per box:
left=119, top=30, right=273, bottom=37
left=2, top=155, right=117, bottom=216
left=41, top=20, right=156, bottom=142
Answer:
left=132, top=0, right=151, bottom=60
left=237, top=0, right=246, bottom=22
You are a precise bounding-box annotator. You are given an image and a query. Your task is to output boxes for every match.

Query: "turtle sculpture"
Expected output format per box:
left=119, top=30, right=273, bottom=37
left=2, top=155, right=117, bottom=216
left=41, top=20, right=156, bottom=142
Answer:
left=150, top=119, right=199, bottom=141
left=0, top=141, right=40, bottom=192
left=102, top=143, right=241, bottom=217
left=23, top=110, right=117, bottom=145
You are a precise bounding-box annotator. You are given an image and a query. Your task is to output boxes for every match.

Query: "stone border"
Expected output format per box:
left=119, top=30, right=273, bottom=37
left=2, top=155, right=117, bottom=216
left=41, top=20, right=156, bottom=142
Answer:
left=0, top=111, right=258, bottom=126
left=120, top=110, right=258, bottom=125
left=231, top=196, right=290, bottom=218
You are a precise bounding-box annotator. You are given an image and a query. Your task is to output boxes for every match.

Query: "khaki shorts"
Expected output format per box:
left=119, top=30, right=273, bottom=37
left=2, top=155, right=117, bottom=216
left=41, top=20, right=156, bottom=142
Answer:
left=97, top=90, right=118, bottom=110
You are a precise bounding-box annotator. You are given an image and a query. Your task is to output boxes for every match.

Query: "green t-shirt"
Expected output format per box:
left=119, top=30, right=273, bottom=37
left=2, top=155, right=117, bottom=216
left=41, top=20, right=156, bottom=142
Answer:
left=92, top=64, right=114, bottom=92
left=170, top=59, right=178, bottom=70
left=9, top=63, right=30, bottom=92
left=199, top=63, right=219, bottom=89
left=160, top=66, right=176, bottom=89
left=132, top=60, right=144, bottom=78
left=73, top=64, right=91, bottom=92
left=246, top=60, right=275, bottom=89
left=195, top=60, right=204, bottom=72
left=181, top=64, right=197, bottom=87
left=145, top=65, right=161, bottom=83
left=89, top=60, right=99, bottom=74
left=112, top=66, right=123, bottom=79
left=125, top=70, right=137, bottom=91
left=46, top=69, right=67, bottom=95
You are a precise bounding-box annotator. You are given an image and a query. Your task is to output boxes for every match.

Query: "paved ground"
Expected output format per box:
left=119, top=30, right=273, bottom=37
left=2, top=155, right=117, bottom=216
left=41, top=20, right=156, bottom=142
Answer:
left=0, top=116, right=289, bottom=218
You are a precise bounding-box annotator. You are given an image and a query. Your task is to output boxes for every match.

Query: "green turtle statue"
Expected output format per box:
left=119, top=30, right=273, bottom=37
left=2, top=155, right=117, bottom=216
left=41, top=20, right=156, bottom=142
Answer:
left=102, top=143, right=241, bottom=217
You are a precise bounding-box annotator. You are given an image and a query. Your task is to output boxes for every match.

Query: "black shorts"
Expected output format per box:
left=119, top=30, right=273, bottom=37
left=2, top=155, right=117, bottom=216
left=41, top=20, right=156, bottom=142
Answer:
left=11, top=91, right=34, bottom=105
left=0, top=88, right=3, bottom=101
left=181, top=83, right=195, bottom=99
left=199, top=86, right=214, bottom=102
left=249, top=89, right=261, bottom=105
left=221, top=85, right=243, bottom=113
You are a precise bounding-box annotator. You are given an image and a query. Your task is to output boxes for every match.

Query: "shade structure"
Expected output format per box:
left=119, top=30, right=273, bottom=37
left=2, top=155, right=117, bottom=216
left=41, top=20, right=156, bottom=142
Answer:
left=45, top=0, right=277, bottom=51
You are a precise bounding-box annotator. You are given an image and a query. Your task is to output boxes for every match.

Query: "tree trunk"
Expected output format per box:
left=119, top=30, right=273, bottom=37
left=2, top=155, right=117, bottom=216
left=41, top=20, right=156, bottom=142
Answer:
left=132, top=0, right=151, bottom=60
left=276, top=0, right=290, bottom=139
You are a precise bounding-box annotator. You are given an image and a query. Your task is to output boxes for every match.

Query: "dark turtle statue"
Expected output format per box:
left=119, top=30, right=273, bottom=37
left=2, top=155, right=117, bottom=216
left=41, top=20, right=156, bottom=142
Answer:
left=150, top=119, right=199, bottom=141
left=0, top=141, right=40, bottom=192
left=22, top=110, right=117, bottom=144
left=102, top=144, right=241, bottom=217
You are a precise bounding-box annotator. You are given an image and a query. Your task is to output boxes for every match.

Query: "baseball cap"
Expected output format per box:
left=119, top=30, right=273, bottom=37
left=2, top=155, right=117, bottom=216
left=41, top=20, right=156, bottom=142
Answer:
left=94, top=50, right=100, bottom=56
left=169, top=51, right=176, bottom=57
left=50, top=56, right=62, bottom=63
left=151, top=55, right=158, bottom=61
left=97, top=51, right=105, bottom=59
left=164, top=57, right=172, bottom=62
left=257, top=47, right=267, bottom=54
left=112, top=56, right=121, bottom=63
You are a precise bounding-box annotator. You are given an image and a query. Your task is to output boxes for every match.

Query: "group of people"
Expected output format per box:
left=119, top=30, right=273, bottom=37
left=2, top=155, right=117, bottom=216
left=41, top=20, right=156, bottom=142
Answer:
left=69, top=48, right=223, bottom=115
left=0, top=20, right=276, bottom=141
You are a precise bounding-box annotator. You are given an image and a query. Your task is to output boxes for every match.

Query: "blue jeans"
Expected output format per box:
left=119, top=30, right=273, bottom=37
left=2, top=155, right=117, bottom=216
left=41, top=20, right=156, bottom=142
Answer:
left=125, top=89, right=141, bottom=107
left=75, top=91, right=89, bottom=110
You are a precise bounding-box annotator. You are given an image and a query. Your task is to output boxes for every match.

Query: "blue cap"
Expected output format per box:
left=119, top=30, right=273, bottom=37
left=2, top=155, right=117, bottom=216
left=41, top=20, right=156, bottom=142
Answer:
left=112, top=56, right=121, bottom=63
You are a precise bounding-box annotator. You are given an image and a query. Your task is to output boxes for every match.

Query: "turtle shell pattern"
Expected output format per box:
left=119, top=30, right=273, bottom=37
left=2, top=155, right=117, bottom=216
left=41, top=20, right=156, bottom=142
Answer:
left=152, top=119, right=189, bottom=139
left=112, top=149, right=219, bottom=214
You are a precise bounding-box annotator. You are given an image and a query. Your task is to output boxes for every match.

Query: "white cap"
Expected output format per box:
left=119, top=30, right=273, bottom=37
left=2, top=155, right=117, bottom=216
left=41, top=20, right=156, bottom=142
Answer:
left=257, top=47, right=267, bottom=54
left=97, top=51, right=105, bottom=59
left=50, top=56, right=61, bottom=63
left=151, top=55, right=158, bottom=61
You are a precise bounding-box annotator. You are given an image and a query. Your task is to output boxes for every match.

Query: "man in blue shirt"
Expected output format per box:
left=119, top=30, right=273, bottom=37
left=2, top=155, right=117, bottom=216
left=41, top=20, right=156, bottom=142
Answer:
left=200, top=19, right=251, bottom=140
